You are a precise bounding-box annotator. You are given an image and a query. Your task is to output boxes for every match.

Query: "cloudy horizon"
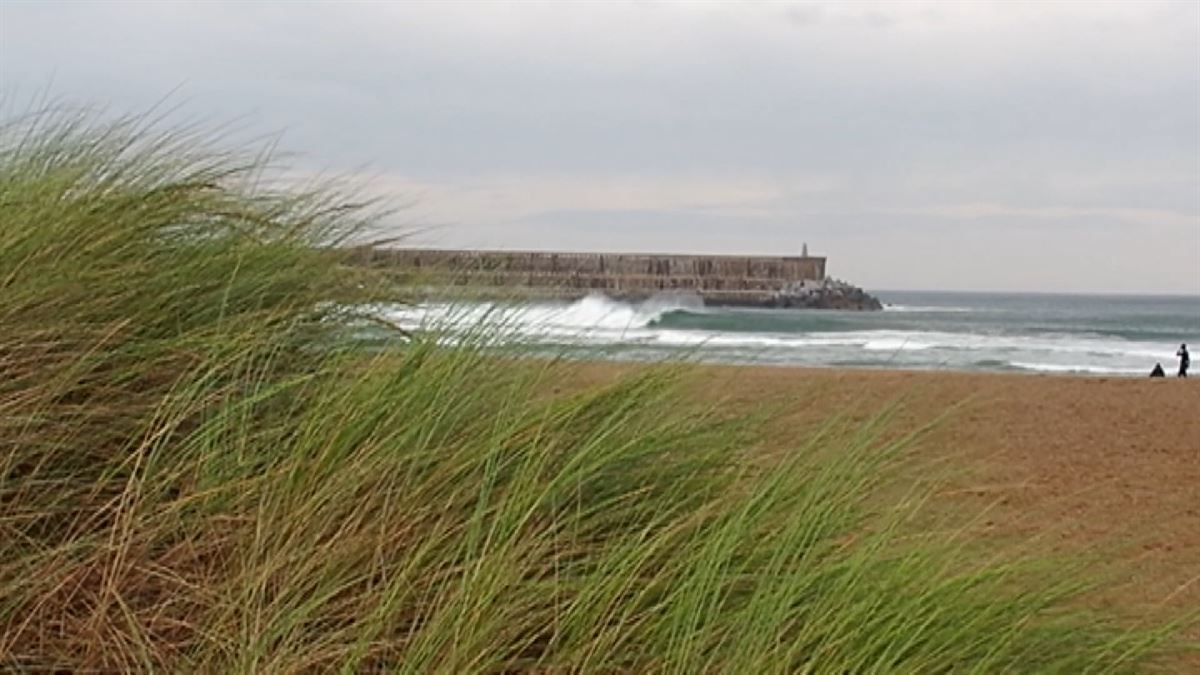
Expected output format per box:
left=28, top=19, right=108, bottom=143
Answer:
left=2, top=0, right=1197, bottom=294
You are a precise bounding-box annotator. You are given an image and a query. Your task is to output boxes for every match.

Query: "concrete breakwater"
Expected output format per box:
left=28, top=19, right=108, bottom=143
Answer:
left=355, top=248, right=881, bottom=310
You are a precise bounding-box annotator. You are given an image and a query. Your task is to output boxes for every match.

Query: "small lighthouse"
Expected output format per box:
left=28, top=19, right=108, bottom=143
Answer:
left=802, top=242, right=809, bottom=258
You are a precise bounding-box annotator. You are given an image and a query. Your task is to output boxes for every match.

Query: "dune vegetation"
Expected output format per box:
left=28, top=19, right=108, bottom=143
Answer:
left=0, top=108, right=1185, bottom=672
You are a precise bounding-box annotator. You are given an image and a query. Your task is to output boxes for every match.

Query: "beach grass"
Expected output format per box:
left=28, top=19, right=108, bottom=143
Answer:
left=0, top=108, right=1184, bottom=672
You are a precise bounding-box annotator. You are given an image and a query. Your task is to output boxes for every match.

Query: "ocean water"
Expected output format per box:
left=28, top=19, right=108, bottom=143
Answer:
left=378, top=291, right=1200, bottom=376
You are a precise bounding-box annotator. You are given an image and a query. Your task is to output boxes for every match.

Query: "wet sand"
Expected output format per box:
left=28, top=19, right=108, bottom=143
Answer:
left=568, top=363, right=1200, bottom=630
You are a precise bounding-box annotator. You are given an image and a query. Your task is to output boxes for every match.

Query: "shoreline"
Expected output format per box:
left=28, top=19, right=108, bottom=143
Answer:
left=559, top=352, right=1194, bottom=381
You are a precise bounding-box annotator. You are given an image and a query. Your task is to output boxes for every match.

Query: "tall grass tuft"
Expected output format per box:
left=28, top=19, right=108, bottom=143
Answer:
left=0, top=108, right=1182, bottom=671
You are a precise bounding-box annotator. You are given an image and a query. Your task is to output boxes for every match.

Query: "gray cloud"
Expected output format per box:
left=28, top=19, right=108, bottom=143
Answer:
left=1, top=0, right=1197, bottom=293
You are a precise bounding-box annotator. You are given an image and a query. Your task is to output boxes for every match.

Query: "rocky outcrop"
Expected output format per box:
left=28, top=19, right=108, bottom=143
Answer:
left=769, top=278, right=883, bottom=311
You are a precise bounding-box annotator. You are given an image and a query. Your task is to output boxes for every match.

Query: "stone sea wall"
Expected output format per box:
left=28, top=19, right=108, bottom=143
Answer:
left=355, top=248, right=880, bottom=310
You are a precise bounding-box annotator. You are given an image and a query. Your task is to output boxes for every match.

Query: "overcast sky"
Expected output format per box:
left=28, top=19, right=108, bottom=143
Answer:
left=2, top=0, right=1198, bottom=293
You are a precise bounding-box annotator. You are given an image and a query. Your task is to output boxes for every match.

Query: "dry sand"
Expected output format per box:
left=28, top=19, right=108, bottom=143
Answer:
left=568, top=363, right=1200, bottom=631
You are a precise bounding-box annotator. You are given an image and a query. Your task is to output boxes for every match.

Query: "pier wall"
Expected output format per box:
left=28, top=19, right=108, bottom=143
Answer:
left=357, top=248, right=828, bottom=306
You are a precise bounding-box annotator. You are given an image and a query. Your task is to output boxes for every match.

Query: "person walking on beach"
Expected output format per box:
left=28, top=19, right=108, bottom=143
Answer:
left=1178, top=344, right=1190, bottom=378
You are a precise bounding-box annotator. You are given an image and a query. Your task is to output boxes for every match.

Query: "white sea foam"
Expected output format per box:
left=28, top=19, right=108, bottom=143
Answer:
left=1007, top=362, right=1149, bottom=375
left=883, top=304, right=974, bottom=313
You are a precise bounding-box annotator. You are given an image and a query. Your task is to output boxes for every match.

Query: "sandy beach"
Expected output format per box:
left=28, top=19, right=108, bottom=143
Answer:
left=570, top=363, right=1200, bottom=629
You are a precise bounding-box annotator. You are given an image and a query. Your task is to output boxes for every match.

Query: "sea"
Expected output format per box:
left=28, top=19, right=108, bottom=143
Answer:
left=378, top=291, right=1200, bottom=377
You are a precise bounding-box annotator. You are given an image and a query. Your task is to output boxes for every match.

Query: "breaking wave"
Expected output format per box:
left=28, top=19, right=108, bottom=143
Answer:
left=382, top=293, right=705, bottom=339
